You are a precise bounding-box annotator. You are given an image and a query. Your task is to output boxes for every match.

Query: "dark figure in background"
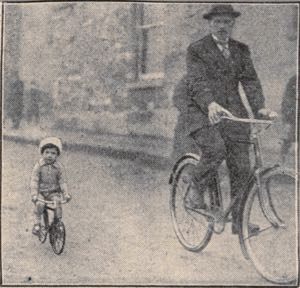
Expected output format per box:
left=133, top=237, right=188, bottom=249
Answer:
left=172, top=75, right=198, bottom=160
left=27, top=81, right=41, bottom=124
left=7, top=72, right=24, bottom=129
left=281, top=75, right=296, bottom=163
left=185, top=4, right=277, bottom=234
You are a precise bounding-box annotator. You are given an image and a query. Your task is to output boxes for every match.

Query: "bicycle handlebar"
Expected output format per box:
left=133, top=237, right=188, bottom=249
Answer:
left=220, top=115, right=273, bottom=125
left=37, top=198, right=68, bottom=205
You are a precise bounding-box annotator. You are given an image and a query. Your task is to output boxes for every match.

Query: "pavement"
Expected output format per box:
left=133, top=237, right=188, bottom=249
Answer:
left=1, top=140, right=272, bottom=285
left=2, top=125, right=173, bottom=169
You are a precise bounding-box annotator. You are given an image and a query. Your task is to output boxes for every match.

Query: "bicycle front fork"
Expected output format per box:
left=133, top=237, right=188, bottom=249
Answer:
left=254, top=168, right=285, bottom=228
left=53, top=201, right=63, bottom=221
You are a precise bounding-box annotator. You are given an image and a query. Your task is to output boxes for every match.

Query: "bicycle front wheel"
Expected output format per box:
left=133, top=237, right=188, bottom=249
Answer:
left=50, top=220, right=66, bottom=255
left=241, top=168, right=297, bottom=284
left=170, top=156, right=214, bottom=252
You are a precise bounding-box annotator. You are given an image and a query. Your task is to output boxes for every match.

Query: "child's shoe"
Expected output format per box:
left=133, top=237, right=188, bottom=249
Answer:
left=32, top=224, right=41, bottom=236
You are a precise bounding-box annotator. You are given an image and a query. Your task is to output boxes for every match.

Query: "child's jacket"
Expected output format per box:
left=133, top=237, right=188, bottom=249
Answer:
left=30, top=158, right=67, bottom=196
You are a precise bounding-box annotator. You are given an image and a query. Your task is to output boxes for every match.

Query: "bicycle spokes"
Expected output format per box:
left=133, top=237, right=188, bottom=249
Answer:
left=38, top=226, right=48, bottom=243
left=258, top=179, right=285, bottom=228
left=170, top=160, right=214, bottom=252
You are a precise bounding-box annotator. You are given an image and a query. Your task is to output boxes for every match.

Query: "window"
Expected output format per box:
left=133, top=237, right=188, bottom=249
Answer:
left=131, top=3, right=165, bottom=80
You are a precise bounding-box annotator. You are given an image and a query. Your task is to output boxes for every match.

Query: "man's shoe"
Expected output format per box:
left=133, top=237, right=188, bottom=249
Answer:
left=248, top=223, right=260, bottom=236
left=232, top=223, right=260, bottom=235
left=32, top=224, right=40, bottom=236
left=232, top=223, right=239, bottom=234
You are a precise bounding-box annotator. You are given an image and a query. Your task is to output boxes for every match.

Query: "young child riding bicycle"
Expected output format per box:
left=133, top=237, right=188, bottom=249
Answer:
left=30, top=137, right=71, bottom=236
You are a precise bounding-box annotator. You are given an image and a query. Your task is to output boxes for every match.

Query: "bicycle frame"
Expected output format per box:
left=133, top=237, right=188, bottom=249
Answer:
left=187, top=117, right=282, bottom=228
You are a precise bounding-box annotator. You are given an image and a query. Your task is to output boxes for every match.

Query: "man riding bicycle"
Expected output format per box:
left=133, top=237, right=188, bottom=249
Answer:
left=185, top=4, right=277, bottom=234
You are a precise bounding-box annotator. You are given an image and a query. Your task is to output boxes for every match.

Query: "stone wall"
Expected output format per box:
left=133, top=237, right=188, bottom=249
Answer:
left=18, top=2, right=132, bottom=112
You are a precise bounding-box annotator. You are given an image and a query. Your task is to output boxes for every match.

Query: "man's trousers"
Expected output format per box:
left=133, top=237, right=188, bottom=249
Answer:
left=191, top=123, right=251, bottom=223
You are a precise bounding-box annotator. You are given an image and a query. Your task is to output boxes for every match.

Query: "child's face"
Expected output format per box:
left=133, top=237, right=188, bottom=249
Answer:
left=42, top=148, right=58, bottom=164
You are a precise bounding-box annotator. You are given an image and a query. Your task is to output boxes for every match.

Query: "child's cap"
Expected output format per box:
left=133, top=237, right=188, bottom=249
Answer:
left=39, top=137, right=62, bottom=154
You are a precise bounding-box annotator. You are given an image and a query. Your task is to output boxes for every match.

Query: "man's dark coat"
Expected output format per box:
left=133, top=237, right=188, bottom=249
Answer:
left=186, top=34, right=265, bottom=134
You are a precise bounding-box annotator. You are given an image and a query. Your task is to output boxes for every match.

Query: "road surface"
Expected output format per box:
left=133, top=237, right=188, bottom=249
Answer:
left=2, top=140, right=294, bottom=285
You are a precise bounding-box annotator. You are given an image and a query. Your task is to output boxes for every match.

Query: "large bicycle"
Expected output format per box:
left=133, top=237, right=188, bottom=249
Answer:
left=36, top=197, right=69, bottom=255
left=169, top=116, right=297, bottom=284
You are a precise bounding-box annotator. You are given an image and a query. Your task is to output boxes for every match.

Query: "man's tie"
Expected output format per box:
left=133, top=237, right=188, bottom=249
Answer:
left=215, top=39, right=231, bottom=59
left=219, top=43, right=231, bottom=59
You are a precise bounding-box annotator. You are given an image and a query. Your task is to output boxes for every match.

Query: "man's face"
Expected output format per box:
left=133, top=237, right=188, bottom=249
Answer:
left=209, top=15, right=235, bottom=42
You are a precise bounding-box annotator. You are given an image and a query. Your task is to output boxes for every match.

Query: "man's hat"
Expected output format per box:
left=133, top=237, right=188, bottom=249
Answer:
left=203, top=4, right=241, bottom=20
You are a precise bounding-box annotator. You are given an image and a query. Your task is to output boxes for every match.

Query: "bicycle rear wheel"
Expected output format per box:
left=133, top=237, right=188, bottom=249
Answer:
left=50, top=220, right=66, bottom=255
left=241, top=168, right=297, bottom=284
left=170, top=155, right=214, bottom=252
left=39, top=210, right=49, bottom=243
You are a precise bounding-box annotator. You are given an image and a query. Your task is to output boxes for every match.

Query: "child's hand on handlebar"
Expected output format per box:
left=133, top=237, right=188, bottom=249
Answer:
left=208, top=102, right=233, bottom=125
left=257, top=108, right=278, bottom=120
left=64, top=194, right=72, bottom=202
left=32, top=195, right=38, bottom=203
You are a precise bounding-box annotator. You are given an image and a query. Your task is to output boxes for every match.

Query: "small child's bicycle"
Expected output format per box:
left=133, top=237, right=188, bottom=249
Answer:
left=169, top=116, right=297, bottom=284
left=36, top=197, right=69, bottom=255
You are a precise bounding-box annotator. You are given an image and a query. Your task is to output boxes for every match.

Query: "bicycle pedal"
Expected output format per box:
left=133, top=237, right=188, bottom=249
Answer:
left=276, top=221, right=287, bottom=229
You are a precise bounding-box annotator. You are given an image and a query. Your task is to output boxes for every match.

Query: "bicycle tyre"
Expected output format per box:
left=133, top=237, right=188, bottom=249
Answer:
left=170, top=155, right=215, bottom=252
left=50, top=220, right=66, bottom=255
left=39, top=210, right=49, bottom=243
left=241, top=167, right=297, bottom=284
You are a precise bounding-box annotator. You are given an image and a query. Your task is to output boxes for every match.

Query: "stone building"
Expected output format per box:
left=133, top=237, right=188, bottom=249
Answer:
left=3, top=2, right=298, bottom=138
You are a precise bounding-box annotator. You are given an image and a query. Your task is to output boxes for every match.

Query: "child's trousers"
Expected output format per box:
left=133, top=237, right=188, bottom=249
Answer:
left=34, top=192, right=63, bottom=223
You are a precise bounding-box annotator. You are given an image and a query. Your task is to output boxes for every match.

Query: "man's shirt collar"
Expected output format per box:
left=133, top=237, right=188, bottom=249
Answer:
left=211, top=34, right=229, bottom=49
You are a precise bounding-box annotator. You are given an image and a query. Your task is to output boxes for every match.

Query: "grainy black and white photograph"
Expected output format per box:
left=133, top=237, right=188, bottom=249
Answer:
left=1, top=1, right=298, bottom=286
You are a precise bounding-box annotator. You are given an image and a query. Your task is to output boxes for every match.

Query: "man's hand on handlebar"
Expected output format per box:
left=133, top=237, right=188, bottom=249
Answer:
left=208, top=103, right=278, bottom=125
left=208, top=102, right=233, bottom=125
left=257, top=108, right=278, bottom=120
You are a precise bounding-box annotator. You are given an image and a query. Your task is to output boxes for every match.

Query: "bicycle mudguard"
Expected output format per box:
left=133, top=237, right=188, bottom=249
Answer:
left=168, top=153, right=200, bottom=184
